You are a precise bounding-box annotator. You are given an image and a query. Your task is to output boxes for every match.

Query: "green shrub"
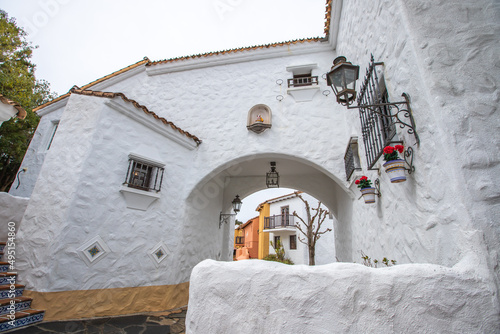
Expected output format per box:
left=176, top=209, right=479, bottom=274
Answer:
left=263, top=254, right=294, bottom=265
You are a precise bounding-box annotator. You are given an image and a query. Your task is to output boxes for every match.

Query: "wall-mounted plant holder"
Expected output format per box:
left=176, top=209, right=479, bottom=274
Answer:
left=382, top=144, right=415, bottom=183
left=247, top=104, right=272, bottom=134
left=357, top=178, right=381, bottom=204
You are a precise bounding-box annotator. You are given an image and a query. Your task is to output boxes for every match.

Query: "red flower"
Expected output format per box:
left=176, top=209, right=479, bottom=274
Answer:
left=360, top=176, right=367, bottom=181
left=394, top=145, right=404, bottom=153
left=383, top=146, right=394, bottom=154
left=355, top=180, right=360, bottom=184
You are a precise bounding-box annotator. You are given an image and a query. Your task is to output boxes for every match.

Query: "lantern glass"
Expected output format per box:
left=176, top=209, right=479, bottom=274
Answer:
left=232, top=195, right=242, bottom=213
left=327, top=56, right=360, bottom=106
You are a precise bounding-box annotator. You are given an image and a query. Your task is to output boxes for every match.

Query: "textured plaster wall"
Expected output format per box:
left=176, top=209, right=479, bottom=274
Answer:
left=187, top=260, right=499, bottom=334
left=336, top=0, right=500, bottom=292
left=9, top=105, right=65, bottom=197
left=0, top=192, right=29, bottom=237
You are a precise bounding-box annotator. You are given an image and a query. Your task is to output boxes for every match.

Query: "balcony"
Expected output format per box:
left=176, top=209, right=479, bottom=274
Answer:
left=287, top=76, right=318, bottom=88
left=264, top=215, right=296, bottom=231
left=235, top=236, right=245, bottom=245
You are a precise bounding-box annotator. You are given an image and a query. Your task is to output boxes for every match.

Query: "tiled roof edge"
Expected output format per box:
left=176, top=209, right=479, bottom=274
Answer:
left=147, top=37, right=325, bottom=67
left=256, top=191, right=303, bottom=211
left=33, top=58, right=150, bottom=112
left=0, top=94, right=27, bottom=120
left=69, top=88, right=202, bottom=146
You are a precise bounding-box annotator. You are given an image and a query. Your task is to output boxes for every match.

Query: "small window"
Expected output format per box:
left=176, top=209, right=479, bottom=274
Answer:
left=123, top=154, right=165, bottom=192
left=46, top=121, right=59, bottom=150
left=274, top=236, right=280, bottom=248
left=290, top=235, right=297, bottom=250
left=344, top=136, right=362, bottom=181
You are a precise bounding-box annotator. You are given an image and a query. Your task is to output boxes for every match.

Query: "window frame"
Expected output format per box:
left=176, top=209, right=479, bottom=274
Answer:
left=289, top=235, right=297, bottom=250
left=123, top=153, right=165, bottom=193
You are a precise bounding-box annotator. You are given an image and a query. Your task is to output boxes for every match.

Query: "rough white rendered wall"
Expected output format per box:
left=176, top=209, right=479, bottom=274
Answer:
left=186, top=259, right=499, bottom=334
left=336, top=0, right=500, bottom=293
left=0, top=192, right=29, bottom=237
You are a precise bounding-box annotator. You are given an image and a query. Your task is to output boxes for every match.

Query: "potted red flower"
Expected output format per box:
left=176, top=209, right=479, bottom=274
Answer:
left=382, top=144, right=406, bottom=183
left=355, top=176, right=376, bottom=204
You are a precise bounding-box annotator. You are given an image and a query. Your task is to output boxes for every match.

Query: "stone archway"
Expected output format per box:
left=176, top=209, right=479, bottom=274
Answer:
left=179, top=153, right=354, bottom=281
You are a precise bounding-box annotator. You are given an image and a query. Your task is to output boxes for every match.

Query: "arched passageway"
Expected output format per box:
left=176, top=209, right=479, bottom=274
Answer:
left=179, top=153, right=354, bottom=281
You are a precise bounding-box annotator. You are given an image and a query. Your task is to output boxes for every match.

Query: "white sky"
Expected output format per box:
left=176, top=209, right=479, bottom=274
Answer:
left=1, top=0, right=326, bottom=219
left=0, top=0, right=327, bottom=95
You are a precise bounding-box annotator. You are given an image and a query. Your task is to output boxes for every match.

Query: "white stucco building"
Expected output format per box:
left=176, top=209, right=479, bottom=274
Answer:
left=263, top=191, right=335, bottom=265
left=4, top=0, right=500, bottom=331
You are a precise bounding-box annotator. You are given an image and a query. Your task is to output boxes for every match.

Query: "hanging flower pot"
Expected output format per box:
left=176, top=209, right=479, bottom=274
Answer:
left=383, top=159, right=406, bottom=183
left=355, top=176, right=376, bottom=204
left=360, top=187, right=376, bottom=204
left=383, top=145, right=407, bottom=183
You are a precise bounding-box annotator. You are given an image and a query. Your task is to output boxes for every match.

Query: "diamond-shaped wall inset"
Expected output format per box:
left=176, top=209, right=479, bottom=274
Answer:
left=77, top=236, right=110, bottom=267
left=148, top=242, right=169, bottom=267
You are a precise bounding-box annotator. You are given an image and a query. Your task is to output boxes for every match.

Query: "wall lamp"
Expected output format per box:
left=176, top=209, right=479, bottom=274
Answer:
left=326, top=55, right=419, bottom=146
left=219, top=195, right=242, bottom=229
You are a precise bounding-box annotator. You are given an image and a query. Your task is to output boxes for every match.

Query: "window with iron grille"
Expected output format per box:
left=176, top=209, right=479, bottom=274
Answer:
left=289, top=235, right=297, bottom=250
left=344, top=137, right=362, bottom=181
left=357, top=61, right=397, bottom=170
left=123, top=154, right=165, bottom=192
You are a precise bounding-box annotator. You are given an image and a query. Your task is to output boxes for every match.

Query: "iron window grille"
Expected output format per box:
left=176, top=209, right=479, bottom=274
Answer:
left=123, top=157, right=164, bottom=192
left=344, top=136, right=362, bottom=181
left=357, top=59, right=398, bottom=170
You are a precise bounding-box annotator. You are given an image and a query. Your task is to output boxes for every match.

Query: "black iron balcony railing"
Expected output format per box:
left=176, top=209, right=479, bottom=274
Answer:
left=264, top=215, right=296, bottom=230
left=235, top=236, right=244, bottom=245
left=287, top=76, right=319, bottom=88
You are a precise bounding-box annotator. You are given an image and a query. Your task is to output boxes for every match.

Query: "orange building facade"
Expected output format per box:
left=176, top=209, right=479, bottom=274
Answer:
left=233, top=216, right=259, bottom=260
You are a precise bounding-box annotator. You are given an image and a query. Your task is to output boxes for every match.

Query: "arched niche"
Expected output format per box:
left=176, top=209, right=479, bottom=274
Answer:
left=247, top=104, right=271, bottom=134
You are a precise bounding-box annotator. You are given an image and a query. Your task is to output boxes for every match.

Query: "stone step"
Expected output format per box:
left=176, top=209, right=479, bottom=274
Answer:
left=0, top=285, right=24, bottom=300
left=0, top=309, right=45, bottom=332
left=0, top=264, right=11, bottom=274
left=0, top=274, right=16, bottom=286
left=0, top=297, right=32, bottom=316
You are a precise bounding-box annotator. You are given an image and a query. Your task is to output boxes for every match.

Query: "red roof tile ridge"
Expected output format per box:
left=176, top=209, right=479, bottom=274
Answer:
left=69, top=88, right=202, bottom=146
left=33, top=58, right=150, bottom=112
left=0, top=94, right=27, bottom=120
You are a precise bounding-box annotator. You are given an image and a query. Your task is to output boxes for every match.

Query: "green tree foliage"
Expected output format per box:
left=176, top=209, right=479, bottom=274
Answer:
left=0, top=10, right=55, bottom=191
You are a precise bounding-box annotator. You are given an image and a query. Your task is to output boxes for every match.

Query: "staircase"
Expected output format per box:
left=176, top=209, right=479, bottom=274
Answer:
left=0, top=242, right=45, bottom=332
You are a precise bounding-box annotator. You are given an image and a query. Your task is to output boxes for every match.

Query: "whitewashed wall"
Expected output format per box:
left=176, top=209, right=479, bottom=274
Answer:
left=187, top=260, right=499, bottom=334
left=9, top=102, right=65, bottom=197
left=335, top=0, right=500, bottom=293
left=0, top=192, right=29, bottom=238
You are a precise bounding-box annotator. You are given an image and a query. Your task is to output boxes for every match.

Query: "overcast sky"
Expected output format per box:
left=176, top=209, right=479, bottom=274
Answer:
left=1, top=0, right=326, bottom=95
left=1, top=0, right=326, bottom=220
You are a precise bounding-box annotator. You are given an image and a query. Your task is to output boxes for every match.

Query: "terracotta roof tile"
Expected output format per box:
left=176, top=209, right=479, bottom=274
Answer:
left=33, top=58, right=150, bottom=112
left=70, top=88, right=202, bottom=146
left=0, top=94, right=26, bottom=120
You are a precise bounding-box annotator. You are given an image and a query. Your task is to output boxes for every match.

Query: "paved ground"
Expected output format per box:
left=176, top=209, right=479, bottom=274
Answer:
left=7, top=307, right=187, bottom=334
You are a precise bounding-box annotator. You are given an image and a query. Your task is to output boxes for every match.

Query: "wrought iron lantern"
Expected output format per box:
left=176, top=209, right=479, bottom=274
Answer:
left=266, top=161, right=279, bottom=188
left=326, top=56, right=360, bottom=106
left=219, top=195, right=243, bottom=228
left=232, top=195, right=242, bottom=213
